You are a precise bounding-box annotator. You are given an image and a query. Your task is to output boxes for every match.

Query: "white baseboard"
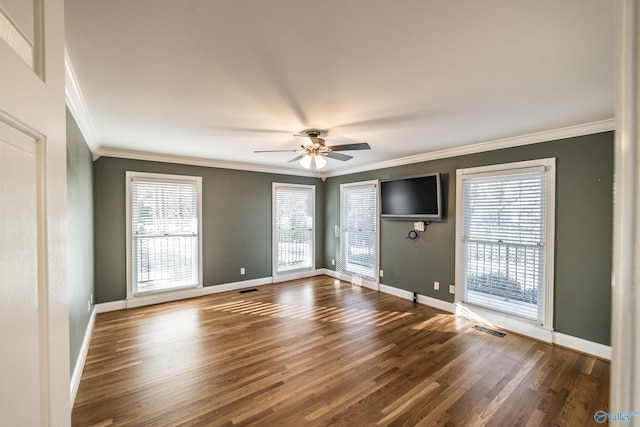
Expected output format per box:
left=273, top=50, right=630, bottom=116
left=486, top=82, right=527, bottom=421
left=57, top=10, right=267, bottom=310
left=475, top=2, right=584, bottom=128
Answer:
left=360, top=279, right=378, bottom=291
left=320, top=268, right=340, bottom=279
left=128, top=277, right=274, bottom=309
left=202, top=277, right=272, bottom=293
left=553, top=331, right=612, bottom=360
left=96, top=277, right=273, bottom=312
left=378, top=283, right=455, bottom=313
left=417, top=294, right=456, bottom=313
left=70, top=307, right=96, bottom=406
left=272, top=268, right=325, bottom=283
left=379, top=283, right=413, bottom=300
left=95, top=300, right=126, bottom=313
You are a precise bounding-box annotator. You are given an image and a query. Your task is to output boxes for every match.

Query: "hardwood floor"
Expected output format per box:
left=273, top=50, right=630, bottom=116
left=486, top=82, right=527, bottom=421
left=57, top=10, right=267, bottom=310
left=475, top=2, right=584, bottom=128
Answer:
left=72, top=276, right=609, bottom=426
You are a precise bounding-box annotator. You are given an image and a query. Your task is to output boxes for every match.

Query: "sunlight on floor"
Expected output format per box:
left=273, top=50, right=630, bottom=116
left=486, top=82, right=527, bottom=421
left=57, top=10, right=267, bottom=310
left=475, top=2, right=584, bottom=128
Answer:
left=205, top=299, right=412, bottom=326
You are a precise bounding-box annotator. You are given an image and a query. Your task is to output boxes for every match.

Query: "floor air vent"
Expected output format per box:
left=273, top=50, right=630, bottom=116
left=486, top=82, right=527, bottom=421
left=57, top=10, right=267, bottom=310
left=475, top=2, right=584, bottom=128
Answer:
left=473, top=325, right=506, bottom=337
left=239, top=288, right=258, bottom=294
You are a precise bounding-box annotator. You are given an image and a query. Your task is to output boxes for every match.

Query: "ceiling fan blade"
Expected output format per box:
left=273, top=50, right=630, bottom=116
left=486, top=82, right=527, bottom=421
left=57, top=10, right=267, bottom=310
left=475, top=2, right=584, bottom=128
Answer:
left=326, top=142, right=371, bottom=151
left=287, top=154, right=306, bottom=163
left=254, top=149, right=300, bottom=153
left=326, top=152, right=353, bottom=161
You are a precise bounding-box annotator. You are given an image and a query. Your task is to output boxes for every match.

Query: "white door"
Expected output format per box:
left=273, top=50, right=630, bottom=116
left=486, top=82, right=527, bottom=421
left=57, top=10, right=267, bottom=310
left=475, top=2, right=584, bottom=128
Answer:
left=0, top=0, right=70, bottom=425
left=340, top=181, right=378, bottom=282
left=272, top=183, right=315, bottom=275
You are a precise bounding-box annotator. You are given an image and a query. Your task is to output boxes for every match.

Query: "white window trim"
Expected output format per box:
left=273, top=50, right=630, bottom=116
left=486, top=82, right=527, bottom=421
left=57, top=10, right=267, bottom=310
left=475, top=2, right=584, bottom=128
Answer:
left=454, top=158, right=556, bottom=341
left=125, top=171, right=203, bottom=299
left=272, top=182, right=316, bottom=276
left=339, top=180, right=380, bottom=285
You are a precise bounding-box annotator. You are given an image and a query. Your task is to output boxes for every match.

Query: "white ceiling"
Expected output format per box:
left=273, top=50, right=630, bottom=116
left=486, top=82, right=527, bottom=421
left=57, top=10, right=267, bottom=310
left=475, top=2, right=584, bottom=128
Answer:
left=64, top=0, right=615, bottom=175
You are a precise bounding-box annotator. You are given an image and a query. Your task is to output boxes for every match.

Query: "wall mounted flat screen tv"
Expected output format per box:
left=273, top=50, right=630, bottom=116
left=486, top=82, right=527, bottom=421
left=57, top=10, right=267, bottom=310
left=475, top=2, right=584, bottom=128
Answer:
left=380, top=173, right=442, bottom=220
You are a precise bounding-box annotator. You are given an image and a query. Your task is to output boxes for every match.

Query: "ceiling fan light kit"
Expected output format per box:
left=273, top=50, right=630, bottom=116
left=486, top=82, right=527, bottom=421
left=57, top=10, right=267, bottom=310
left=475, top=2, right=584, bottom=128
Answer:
left=255, top=129, right=371, bottom=170
left=300, top=153, right=326, bottom=169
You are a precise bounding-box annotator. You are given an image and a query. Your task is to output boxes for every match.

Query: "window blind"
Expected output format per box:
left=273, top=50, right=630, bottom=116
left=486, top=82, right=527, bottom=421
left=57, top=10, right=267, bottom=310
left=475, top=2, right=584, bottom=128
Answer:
left=131, top=178, right=199, bottom=294
left=274, top=185, right=314, bottom=273
left=342, top=183, right=377, bottom=278
left=461, top=171, right=546, bottom=323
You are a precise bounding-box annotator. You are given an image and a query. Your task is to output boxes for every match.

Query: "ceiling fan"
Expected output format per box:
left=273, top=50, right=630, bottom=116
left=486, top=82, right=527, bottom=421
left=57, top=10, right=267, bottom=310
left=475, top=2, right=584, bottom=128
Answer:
left=254, top=129, right=371, bottom=169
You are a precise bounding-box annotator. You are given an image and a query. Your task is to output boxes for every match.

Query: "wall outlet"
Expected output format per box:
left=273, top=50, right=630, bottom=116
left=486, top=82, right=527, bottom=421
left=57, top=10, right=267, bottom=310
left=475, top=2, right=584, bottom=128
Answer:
left=434, top=281, right=439, bottom=290
left=87, top=300, right=91, bottom=312
left=449, top=285, right=455, bottom=294
left=331, top=259, right=335, bottom=265
left=379, top=269, right=384, bottom=278
left=240, top=267, right=245, bottom=275
left=90, top=293, right=93, bottom=304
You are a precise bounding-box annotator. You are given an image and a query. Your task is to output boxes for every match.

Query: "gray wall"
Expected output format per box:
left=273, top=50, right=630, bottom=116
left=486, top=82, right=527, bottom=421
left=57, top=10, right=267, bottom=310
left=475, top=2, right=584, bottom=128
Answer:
left=93, top=157, right=324, bottom=303
left=324, top=132, right=614, bottom=345
left=91, top=132, right=613, bottom=346
left=67, top=109, right=95, bottom=373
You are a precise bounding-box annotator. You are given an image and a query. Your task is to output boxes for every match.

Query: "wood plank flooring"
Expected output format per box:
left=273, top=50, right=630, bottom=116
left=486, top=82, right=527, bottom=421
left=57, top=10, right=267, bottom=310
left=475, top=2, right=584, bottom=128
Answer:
left=72, top=276, right=610, bottom=426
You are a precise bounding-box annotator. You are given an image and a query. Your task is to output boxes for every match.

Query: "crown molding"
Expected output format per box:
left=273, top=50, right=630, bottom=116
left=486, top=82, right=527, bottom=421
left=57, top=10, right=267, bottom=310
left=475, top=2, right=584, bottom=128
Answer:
left=64, top=50, right=100, bottom=155
left=97, top=146, right=322, bottom=178
left=321, top=119, right=615, bottom=178
left=96, top=119, right=614, bottom=179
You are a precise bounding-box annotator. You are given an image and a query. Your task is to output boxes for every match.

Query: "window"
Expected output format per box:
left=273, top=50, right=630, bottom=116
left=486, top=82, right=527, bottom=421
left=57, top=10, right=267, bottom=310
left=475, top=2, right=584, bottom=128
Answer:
left=273, top=183, right=315, bottom=274
left=340, top=181, right=378, bottom=279
left=126, top=172, right=202, bottom=297
left=456, top=159, right=555, bottom=328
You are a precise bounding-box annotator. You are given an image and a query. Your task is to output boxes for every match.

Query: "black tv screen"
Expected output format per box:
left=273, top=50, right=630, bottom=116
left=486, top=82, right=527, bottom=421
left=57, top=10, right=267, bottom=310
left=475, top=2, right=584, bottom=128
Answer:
left=380, top=173, right=442, bottom=220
